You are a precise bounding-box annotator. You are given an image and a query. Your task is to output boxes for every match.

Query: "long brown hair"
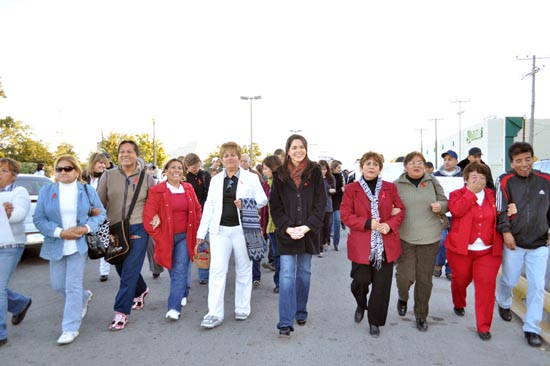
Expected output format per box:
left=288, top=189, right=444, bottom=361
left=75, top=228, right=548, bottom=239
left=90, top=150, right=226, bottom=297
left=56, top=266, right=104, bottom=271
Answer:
left=277, top=134, right=316, bottom=183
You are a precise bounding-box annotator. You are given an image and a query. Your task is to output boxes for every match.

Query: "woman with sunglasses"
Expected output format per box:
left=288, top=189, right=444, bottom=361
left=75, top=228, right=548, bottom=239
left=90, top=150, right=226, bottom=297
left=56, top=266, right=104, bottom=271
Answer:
left=34, top=155, right=106, bottom=345
left=196, top=142, right=267, bottom=329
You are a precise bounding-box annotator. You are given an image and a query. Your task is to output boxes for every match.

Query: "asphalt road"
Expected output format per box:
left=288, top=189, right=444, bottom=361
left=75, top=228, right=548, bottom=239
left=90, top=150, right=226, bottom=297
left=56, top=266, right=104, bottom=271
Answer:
left=3, top=231, right=549, bottom=366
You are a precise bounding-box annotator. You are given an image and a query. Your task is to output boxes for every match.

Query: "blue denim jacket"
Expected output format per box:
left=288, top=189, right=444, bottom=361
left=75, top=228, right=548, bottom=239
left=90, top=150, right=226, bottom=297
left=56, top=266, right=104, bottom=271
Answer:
left=34, top=181, right=107, bottom=261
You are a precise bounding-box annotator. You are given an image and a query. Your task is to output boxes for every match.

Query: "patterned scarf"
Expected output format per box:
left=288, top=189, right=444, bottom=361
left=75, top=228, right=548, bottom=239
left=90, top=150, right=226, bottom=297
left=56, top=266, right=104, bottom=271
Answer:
left=359, top=175, right=384, bottom=270
left=240, top=198, right=266, bottom=260
left=287, top=159, right=308, bottom=187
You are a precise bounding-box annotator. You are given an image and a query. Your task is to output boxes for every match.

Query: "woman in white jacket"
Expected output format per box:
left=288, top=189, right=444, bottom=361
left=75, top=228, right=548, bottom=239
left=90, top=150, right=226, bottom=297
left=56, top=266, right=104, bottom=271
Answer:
left=197, top=142, right=267, bottom=329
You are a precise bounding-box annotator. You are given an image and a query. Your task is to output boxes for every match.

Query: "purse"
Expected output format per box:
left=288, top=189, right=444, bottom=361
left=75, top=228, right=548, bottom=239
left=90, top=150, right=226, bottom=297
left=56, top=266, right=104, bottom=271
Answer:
left=193, top=241, right=210, bottom=269
left=105, top=171, right=145, bottom=264
left=83, top=185, right=110, bottom=259
left=240, top=198, right=266, bottom=261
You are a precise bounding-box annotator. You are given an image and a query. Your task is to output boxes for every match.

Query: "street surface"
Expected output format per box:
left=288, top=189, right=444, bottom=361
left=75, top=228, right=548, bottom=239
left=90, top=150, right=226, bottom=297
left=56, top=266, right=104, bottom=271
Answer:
left=3, top=230, right=549, bottom=366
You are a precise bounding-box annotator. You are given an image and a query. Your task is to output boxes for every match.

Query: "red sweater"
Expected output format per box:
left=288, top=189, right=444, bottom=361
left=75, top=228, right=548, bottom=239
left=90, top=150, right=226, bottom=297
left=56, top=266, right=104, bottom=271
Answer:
left=445, top=186, right=503, bottom=256
left=143, top=181, right=202, bottom=270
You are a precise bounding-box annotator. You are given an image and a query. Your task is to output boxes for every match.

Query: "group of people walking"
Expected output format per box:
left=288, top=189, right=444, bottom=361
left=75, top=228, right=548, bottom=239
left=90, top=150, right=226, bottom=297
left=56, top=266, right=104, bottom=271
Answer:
left=1, top=137, right=549, bottom=348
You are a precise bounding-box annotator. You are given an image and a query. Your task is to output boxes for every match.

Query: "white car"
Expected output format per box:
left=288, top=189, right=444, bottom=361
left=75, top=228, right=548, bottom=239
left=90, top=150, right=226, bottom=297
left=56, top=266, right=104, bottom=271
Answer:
left=15, top=174, right=52, bottom=247
left=534, top=159, right=550, bottom=174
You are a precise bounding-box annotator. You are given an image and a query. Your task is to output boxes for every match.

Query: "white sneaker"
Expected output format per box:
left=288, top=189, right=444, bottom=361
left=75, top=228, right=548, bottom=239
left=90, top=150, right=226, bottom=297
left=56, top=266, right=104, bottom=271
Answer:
left=235, top=312, right=248, bottom=320
left=201, top=315, right=223, bottom=328
left=82, top=290, right=93, bottom=319
left=165, top=309, right=180, bottom=320
left=181, top=297, right=187, bottom=307
left=57, top=331, right=79, bottom=345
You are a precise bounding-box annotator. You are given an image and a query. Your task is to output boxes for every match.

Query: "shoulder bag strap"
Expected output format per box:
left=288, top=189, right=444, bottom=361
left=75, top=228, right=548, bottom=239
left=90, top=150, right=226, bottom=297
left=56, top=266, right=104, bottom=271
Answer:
left=125, top=170, right=145, bottom=220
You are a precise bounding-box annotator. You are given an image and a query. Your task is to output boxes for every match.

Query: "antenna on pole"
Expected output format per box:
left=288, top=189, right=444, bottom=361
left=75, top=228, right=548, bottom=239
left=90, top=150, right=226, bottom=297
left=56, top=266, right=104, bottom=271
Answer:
left=450, top=99, right=470, bottom=157
left=416, top=128, right=429, bottom=154
left=517, top=55, right=548, bottom=146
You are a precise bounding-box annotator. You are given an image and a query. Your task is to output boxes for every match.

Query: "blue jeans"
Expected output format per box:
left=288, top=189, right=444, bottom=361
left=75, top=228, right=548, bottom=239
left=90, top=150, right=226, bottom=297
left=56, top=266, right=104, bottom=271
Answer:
left=278, top=253, right=312, bottom=330
left=496, top=246, right=549, bottom=334
left=0, top=247, right=30, bottom=340
left=114, top=224, right=148, bottom=314
left=332, top=210, right=341, bottom=247
left=168, top=233, right=190, bottom=311
left=253, top=260, right=261, bottom=281
left=49, top=251, right=88, bottom=332
left=435, top=228, right=452, bottom=275
left=268, top=233, right=280, bottom=287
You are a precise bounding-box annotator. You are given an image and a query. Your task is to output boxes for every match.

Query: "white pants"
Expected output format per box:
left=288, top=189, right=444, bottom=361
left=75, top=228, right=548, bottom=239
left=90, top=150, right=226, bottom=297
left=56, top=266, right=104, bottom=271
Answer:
left=205, top=225, right=252, bottom=319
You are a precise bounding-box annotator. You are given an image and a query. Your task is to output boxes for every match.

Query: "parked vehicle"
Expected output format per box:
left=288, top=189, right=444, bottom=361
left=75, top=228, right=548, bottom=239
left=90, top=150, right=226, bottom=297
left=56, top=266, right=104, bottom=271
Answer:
left=15, top=174, right=51, bottom=247
left=534, top=159, right=550, bottom=174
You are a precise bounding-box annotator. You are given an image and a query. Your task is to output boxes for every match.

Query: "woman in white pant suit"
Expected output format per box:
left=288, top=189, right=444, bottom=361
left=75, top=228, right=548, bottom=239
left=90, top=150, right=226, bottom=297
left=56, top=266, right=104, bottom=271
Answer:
left=197, top=142, right=267, bottom=329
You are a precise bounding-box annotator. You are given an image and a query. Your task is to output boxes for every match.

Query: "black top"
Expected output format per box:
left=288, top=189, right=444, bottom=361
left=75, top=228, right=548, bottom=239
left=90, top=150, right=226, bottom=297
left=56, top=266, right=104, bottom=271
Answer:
left=220, top=175, right=239, bottom=226
left=186, top=169, right=211, bottom=207
left=406, top=174, right=423, bottom=187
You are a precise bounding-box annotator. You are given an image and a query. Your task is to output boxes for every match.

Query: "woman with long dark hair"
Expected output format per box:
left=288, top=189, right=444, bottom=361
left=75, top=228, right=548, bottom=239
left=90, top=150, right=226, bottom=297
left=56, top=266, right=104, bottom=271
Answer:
left=269, top=134, right=326, bottom=337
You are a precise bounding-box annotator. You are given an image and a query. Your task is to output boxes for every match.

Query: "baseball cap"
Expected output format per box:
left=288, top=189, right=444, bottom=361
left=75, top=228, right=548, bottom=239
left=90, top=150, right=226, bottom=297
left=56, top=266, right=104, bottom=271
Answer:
left=468, top=147, right=482, bottom=156
left=441, top=150, right=458, bottom=159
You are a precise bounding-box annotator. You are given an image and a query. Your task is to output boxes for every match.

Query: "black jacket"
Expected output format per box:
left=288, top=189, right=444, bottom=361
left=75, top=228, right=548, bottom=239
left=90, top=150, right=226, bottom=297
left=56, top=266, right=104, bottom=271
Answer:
left=330, top=172, right=345, bottom=210
left=186, top=169, right=211, bottom=208
left=269, top=165, right=326, bottom=255
left=496, top=169, right=550, bottom=249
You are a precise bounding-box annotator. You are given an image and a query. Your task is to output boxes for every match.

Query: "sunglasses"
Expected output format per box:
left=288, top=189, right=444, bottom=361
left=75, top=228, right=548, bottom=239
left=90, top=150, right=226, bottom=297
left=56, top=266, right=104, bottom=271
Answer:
left=55, top=166, right=75, bottom=173
left=226, top=179, right=234, bottom=192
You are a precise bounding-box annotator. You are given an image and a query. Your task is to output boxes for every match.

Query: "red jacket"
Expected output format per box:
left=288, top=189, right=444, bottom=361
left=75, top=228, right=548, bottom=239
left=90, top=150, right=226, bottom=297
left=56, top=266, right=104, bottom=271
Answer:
left=445, top=186, right=502, bottom=256
left=341, top=180, right=405, bottom=265
left=143, top=181, right=202, bottom=270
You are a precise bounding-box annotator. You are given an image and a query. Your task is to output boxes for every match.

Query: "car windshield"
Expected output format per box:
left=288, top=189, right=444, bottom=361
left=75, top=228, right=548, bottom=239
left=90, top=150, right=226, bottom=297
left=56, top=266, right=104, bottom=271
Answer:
left=15, top=175, right=51, bottom=195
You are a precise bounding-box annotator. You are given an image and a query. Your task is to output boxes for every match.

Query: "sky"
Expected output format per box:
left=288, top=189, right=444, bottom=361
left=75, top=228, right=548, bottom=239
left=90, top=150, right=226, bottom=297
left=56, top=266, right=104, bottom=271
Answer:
left=1, top=0, right=549, bottom=168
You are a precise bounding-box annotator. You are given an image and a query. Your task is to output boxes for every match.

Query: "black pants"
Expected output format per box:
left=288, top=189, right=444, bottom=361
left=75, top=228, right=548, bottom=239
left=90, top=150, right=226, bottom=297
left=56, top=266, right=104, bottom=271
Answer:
left=350, top=260, right=394, bottom=326
left=320, top=211, right=333, bottom=252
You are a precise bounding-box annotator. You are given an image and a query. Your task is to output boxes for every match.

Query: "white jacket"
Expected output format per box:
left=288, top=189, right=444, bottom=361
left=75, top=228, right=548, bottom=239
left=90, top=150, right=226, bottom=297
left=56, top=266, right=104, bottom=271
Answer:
left=0, top=186, right=30, bottom=246
left=197, top=169, right=267, bottom=239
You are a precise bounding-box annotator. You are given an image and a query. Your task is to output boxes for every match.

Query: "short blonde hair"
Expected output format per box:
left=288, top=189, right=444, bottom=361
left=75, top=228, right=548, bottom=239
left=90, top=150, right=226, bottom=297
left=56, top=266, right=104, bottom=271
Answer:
left=54, top=155, right=83, bottom=182
left=219, top=142, right=241, bottom=160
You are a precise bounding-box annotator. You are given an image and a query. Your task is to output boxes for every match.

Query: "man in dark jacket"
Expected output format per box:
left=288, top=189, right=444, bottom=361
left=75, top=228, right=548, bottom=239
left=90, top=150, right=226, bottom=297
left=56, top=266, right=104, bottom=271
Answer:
left=457, top=147, right=495, bottom=190
left=495, top=142, right=550, bottom=348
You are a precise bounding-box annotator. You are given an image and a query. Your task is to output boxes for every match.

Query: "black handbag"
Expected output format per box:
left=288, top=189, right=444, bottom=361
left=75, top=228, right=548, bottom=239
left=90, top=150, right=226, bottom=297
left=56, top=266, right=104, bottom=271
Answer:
left=105, top=171, right=145, bottom=264
left=83, top=185, right=110, bottom=259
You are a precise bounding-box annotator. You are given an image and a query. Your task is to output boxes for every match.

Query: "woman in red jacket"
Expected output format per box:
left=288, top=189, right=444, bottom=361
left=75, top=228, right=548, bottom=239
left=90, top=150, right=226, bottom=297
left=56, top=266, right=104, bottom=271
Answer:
left=143, top=159, right=202, bottom=321
left=445, top=162, right=502, bottom=341
left=341, top=151, right=405, bottom=337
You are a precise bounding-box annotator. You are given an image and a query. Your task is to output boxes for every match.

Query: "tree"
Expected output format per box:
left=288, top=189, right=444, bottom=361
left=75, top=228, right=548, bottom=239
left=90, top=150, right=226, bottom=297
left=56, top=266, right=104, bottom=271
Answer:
left=98, top=131, right=167, bottom=168
left=0, top=116, right=53, bottom=166
left=241, top=142, right=263, bottom=164
left=54, top=142, right=77, bottom=160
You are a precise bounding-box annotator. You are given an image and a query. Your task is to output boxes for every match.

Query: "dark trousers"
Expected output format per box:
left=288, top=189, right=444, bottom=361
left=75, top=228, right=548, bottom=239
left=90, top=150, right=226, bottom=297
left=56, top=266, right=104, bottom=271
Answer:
left=395, top=240, right=439, bottom=319
left=320, top=211, right=333, bottom=252
left=350, top=260, right=394, bottom=326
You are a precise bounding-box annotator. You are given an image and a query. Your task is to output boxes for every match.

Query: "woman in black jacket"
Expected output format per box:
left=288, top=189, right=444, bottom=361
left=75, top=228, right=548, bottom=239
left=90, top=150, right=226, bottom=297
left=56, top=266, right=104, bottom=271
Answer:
left=269, top=134, right=326, bottom=338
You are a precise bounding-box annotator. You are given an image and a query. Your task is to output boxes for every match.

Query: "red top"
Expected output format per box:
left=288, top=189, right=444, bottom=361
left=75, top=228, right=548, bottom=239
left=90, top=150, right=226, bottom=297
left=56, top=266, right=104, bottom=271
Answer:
left=445, top=186, right=503, bottom=256
left=171, top=191, right=189, bottom=234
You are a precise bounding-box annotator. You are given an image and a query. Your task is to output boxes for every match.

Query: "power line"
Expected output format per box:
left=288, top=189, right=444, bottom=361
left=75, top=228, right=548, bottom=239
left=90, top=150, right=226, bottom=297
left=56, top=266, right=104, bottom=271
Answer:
left=428, top=118, right=444, bottom=165
left=450, top=99, right=470, bottom=157
left=517, top=55, right=548, bottom=146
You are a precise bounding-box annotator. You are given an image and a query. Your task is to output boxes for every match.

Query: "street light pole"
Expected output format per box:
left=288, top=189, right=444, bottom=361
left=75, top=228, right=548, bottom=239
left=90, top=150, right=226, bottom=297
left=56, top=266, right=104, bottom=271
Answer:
left=429, top=118, right=443, bottom=167
left=240, top=96, right=261, bottom=161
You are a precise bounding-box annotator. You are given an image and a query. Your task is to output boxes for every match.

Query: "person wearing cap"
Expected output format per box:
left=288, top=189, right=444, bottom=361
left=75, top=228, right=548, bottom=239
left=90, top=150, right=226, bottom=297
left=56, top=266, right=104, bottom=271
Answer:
left=433, top=150, right=463, bottom=280
left=425, top=162, right=434, bottom=175
left=458, top=148, right=494, bottom=190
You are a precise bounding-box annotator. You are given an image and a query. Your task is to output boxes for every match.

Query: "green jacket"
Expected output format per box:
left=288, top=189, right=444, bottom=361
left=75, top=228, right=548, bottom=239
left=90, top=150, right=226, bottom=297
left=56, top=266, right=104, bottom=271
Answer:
left=393, top=173, right=448, bottom=244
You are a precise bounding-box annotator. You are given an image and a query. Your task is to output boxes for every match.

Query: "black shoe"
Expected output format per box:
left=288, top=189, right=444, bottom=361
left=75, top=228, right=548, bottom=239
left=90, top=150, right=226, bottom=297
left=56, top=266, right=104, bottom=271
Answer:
left=445, top=273, right=452, bottom=281
left=0, top=338, right=7, bottom=347
left=153, top=273, right=160, bottom=279
left=279, top=326, right=291, bottom=338
left=525, top=332, right=542, bottom=347
left=341, top=223, right=346, bottom=230
left=397, top=300, right=407, bottom=316
left=416, top=318, right=428, bottom=332
left=296, top=319, right=306, bottom=326
left=199, top=279, right=208, bottom=285
left=478, top=332, right=492, bottom=341
left=273, top=286, right=279, bottom=294
left=498, top=305, right=512, bottom=321
left=12, top=298, right=32, bottom=325
left=354, top=307, right=365, bottom=323
left=369, top=324, right=380, bottom=338
left=433, top=268, right=442, bottom=277
left=453, top=307, right=465, bottom=317
left=334, top=245, right=339, bottom=251
left=100, top=275, right=108, bottom=282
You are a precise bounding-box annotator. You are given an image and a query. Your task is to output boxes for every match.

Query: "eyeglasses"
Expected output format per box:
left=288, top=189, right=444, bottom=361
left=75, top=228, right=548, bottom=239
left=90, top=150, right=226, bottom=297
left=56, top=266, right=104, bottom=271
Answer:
left=55, top=166, right=75, bottom=173
left=407, top=161, right=425, bottom=167
left=226, top=179, right=234, bottom=192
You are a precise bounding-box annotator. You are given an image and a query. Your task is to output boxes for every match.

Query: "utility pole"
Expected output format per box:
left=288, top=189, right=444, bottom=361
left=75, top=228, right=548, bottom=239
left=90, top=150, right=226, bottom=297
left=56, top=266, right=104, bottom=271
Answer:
left=451, top=99, right=470, bottom=157
left=152, top=118, right=157, bottom=168
left=416, top=128, right=428, bottom=154
left=517, top=55, right=548, bottom=146
left=428, top=118, right=443, bottom=167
